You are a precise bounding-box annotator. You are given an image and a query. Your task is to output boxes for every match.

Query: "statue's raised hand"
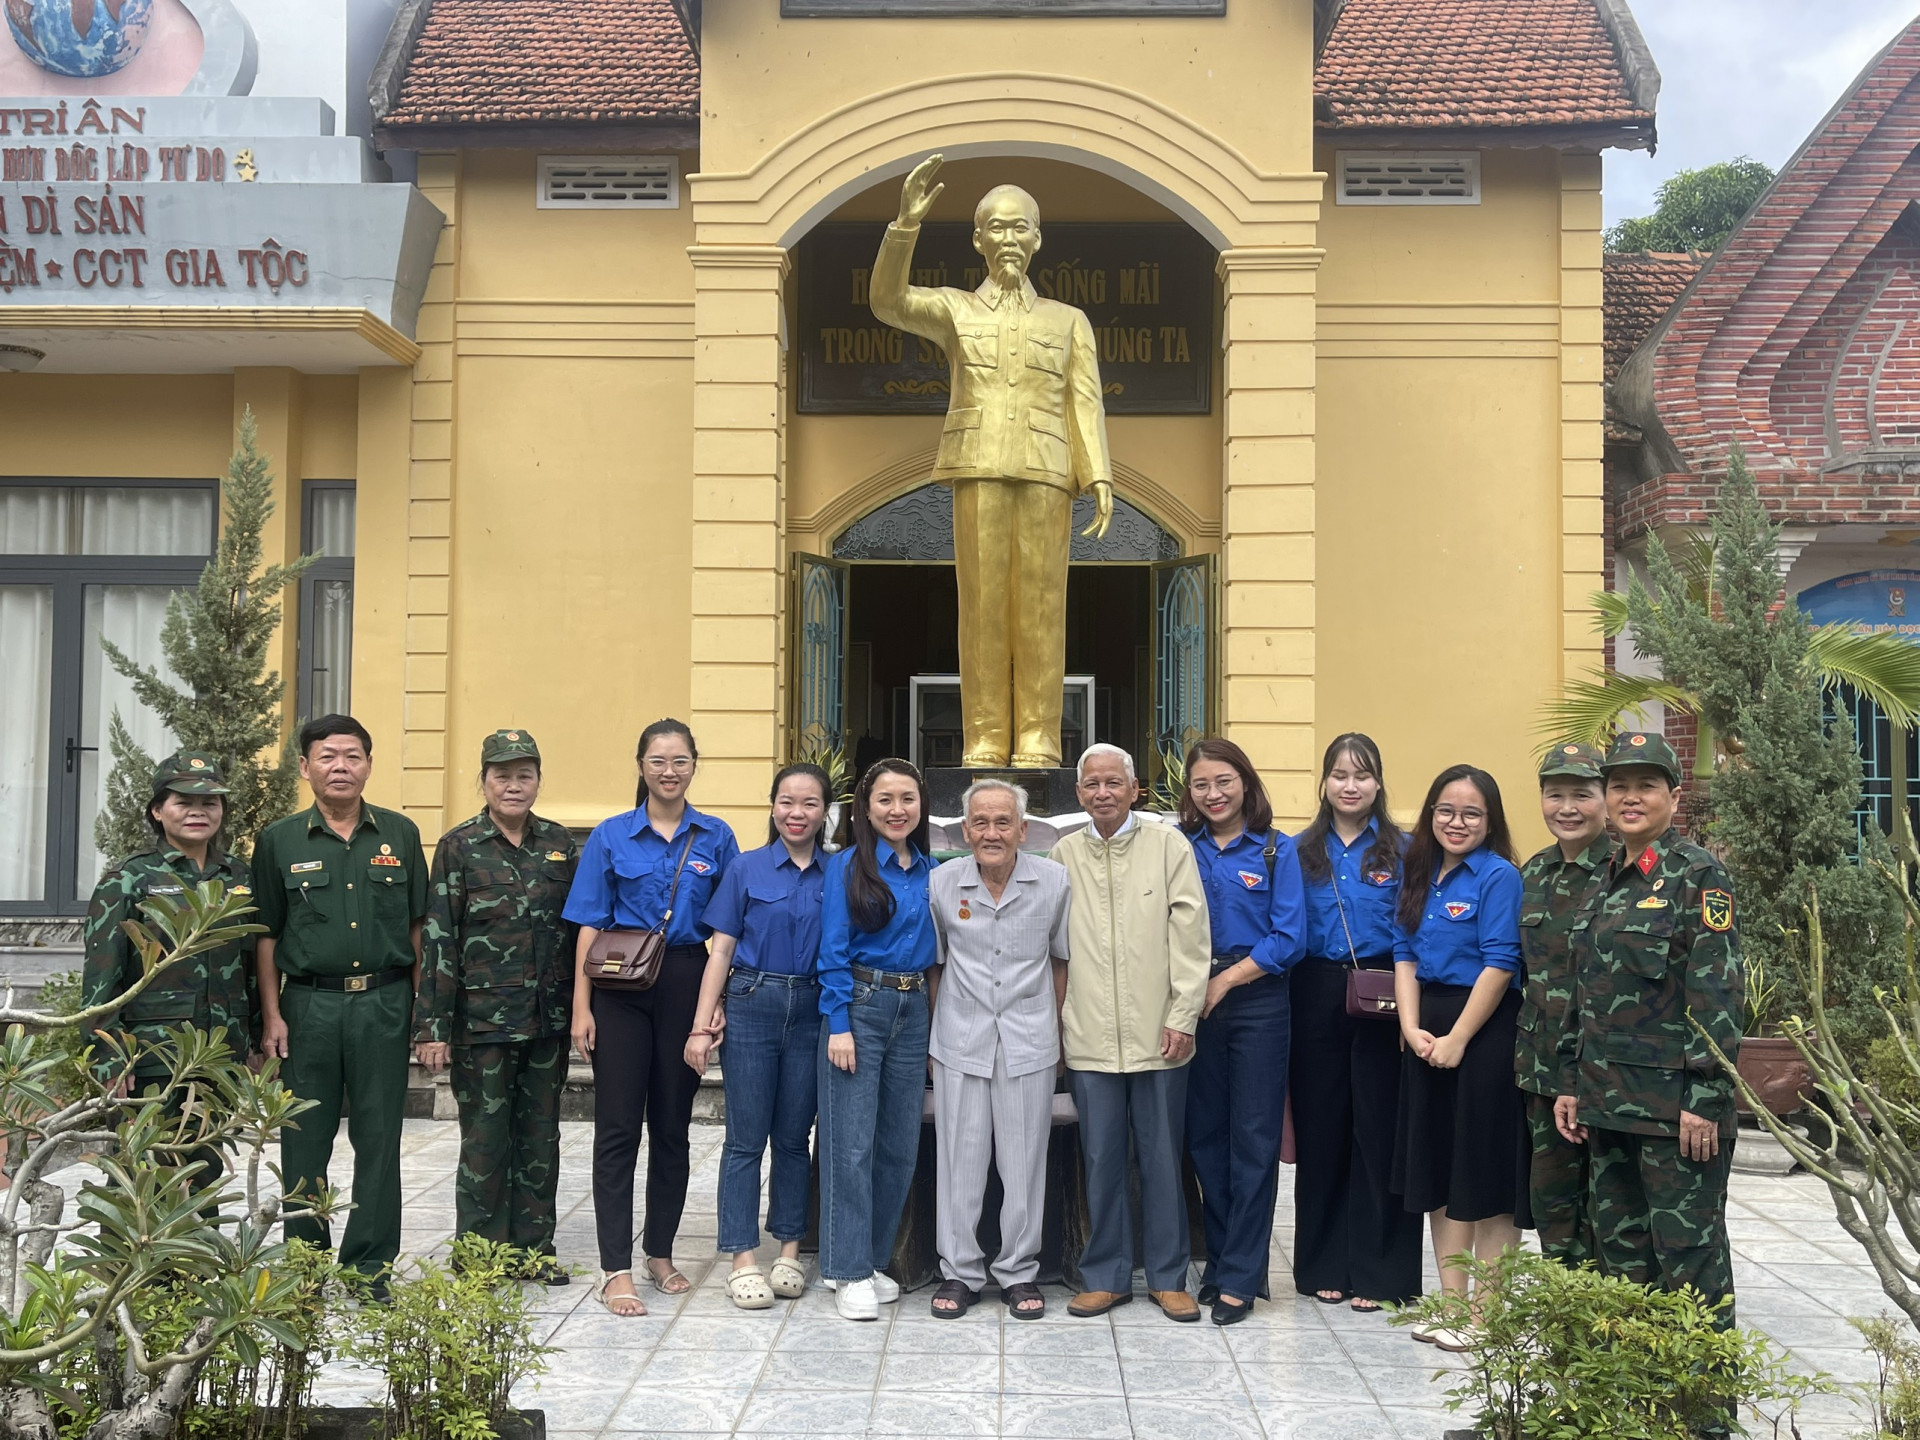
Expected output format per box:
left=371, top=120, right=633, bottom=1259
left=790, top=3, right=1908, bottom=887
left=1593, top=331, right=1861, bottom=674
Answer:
left=898, top=154, right=945, bottom=227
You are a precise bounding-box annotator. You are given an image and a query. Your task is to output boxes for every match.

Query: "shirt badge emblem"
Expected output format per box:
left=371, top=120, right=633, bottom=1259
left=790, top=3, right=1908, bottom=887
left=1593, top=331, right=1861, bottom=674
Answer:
left=957, top=904, right=972, bottom=921
left=1635, top=897, right=1669, bottom=910
left=1366, top=870, right=1394, bottom=885
left=290, top=861, right=323, bottom=873
left=1444, top=901, right=1472, bottom=919
left=380, top=844, right=392, bottom=855
left=1702, top=889, right=1733, bottom=933
left=546, top=851, right=567, bottom=862
left=232, top=885, right=251, bottom=896
left=688, top=859, right=712, bottom=875
left=1636, top=847, right=1658, bottom=876
left=371, top=855, right=403, bottom=867
left=1236, top=870, right=1264, bottom=889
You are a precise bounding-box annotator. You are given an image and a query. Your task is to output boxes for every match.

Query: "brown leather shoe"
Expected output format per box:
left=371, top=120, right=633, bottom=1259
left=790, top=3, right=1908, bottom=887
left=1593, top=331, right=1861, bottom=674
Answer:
left=1150, top=1289, right=1201, bottom=1323
left=1067, top=1289, right=1133, bottom=1317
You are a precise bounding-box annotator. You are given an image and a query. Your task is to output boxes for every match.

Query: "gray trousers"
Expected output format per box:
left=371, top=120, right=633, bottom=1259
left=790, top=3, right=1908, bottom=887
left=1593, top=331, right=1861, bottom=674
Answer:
left=933, top=1047, right=1054, bottom=1290
left=1068, top=1065, right=1192, bottom=1294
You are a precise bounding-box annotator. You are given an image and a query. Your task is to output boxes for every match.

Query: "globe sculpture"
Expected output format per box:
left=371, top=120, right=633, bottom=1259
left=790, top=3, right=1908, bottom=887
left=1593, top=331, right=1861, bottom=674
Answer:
left=6, top=0, right=155, bottom=78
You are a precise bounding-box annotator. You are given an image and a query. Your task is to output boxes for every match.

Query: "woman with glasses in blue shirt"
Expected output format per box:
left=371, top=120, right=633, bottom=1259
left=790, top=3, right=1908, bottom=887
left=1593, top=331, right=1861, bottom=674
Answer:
left=1182, top=737, right=1308, bottom=1326
left=817, top=758, right=937, bottom=1322
left=565, top=718, right=740, bottom=1319
left=684, top=762, right=833, bottom=1311
left=1289, top=733, right=1422, bottom=1314
left=1390, top=763, right=1529, bottom=1350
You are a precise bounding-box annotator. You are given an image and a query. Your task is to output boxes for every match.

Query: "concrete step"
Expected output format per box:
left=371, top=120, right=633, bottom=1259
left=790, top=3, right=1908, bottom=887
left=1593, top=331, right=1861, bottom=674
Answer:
left=406, top=1055, right=725, bottom=1124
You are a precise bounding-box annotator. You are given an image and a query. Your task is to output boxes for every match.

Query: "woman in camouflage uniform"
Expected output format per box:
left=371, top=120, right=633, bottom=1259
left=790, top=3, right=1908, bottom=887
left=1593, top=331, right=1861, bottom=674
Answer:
left=413, top=729, right=578, bottom=1283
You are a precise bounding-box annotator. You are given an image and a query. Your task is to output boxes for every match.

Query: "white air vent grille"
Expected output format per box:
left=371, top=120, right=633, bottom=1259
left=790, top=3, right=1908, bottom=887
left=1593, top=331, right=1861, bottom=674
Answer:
left=1336, top=152, right=1481, bottom=206
left=538, top=155, right=679, bottom=209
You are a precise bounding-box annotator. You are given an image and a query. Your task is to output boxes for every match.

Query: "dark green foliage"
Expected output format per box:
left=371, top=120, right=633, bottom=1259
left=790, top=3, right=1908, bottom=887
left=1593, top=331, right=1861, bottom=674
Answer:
left=1856, top=1311, right=1920, bottom=1437
left=93, top=407, right=313, bottom=867
left=1606, top=157, right=1776, bottom=253
left=1389, top=1250, right=1823, bottom=1438
left=1624, top=449, right=1904, bottom=1045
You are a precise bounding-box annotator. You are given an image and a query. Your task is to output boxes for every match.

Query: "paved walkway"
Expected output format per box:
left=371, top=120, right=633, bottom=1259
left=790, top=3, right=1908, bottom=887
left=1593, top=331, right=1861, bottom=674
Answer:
left=291, top=1122, right=1885, bottom=1439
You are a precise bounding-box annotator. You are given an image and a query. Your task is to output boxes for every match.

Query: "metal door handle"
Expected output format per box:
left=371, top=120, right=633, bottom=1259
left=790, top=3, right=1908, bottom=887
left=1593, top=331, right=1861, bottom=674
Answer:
left=64, top=738, right=97, bottom=774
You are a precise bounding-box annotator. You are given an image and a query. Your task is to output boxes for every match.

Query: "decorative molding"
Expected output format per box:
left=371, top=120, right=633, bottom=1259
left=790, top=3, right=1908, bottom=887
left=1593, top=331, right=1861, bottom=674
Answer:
left=831, top=481, right=1180, bottom=561
left=0, top=307, right=420, bottom=364
left=1216, top=246, right=1326, bottom=275
left=1593, top=0, right=1662, bottom=117
left=453, top=298, right=695, bottom=359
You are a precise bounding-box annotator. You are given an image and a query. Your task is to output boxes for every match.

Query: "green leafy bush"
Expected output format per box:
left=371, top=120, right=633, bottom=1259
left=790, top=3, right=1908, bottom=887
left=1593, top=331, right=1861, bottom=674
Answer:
left=1853, top=1312, right=1920, bottom=1439
left=1389, top=1250, right=1824, bottom=1439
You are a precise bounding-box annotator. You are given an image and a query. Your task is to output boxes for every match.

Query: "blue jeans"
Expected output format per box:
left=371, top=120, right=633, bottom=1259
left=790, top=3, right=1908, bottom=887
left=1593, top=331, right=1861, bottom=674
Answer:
left=817, top=980, right=929, bottom=1282
left=1188, top=968, right=1292, bottom=1302
left=717, top=968, right=821, bottom=1255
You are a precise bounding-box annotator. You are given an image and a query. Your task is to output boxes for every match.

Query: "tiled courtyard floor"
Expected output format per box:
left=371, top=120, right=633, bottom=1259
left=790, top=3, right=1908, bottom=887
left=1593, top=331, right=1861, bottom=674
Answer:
left=293, top=1122, right=1886, bottom=1439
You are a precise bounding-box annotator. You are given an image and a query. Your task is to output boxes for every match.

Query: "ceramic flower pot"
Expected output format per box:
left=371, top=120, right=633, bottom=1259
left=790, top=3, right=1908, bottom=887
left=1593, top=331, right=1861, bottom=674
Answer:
left=6, top=0, right=155, bottom=78
left=1736, top=1035, right=1813, bottom=1117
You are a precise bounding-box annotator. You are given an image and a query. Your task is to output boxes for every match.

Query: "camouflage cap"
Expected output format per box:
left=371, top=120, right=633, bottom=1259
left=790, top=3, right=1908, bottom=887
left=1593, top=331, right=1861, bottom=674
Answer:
left=480, top=728, right=541, bottom=767
left=152, top=750, right=230, bottom=796
left=1539, top=742, right=1605, bottom=781
left=1599, top=730, right=1683, bottom=785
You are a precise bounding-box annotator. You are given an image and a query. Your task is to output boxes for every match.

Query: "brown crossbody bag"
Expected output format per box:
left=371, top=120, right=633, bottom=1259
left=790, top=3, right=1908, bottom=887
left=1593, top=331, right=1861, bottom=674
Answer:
left=1330, top=863, right=1398, bottom=1022
left=586, top=834, right=695, bottom=992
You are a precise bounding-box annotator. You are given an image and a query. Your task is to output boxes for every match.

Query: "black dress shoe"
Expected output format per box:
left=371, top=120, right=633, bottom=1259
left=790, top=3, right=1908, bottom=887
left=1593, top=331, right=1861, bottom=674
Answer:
left=1210, top=1296, right=1252, bottom=1326
left=1198, top=1284, right=1220, bottom=1306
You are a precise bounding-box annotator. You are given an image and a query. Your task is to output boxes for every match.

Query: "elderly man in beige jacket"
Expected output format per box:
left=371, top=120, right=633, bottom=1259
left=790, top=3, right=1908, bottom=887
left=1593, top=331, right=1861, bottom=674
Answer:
left=1051, top=743, right=1211, bottom=1322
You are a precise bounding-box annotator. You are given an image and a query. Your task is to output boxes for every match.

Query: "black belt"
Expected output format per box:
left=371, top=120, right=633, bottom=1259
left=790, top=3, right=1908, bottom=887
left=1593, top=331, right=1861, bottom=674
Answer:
left=286, top=968, right=411, bottom=994
left=732, top=966, right=819, bottom=987
left=852, top=964, right=926, bottom=992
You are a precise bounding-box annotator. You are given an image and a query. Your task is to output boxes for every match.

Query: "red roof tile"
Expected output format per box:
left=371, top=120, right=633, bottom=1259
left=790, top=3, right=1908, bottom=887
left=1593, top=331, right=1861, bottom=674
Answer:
left=1604, top=250, right=1701, bottom=439
left=381, top=0, right=698, bottom=130
left=1317, top=0, right=1651, bottom=133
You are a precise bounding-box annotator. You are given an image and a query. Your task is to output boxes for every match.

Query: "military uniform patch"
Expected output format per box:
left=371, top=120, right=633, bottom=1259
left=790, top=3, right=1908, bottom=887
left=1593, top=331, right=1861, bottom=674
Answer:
left=1236, top=870, right=1264, bottom=889
left=1635, top=896, right=1668, bottom=909
left=1702, top=888, right=1733, bottom=932
left=1636, top=847, right=1658, bottom=876
left=371, top=854, right=403, bottom=867
left=545, top=851, right=567, bottom=863
left=290, top=860, right=323, bottom=873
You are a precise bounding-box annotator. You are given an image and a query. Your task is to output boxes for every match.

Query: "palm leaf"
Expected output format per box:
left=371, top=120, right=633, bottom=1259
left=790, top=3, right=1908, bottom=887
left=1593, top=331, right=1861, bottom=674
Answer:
left=1590, top=589, right=1629, bottom=638
left=1807, top=625, right=1920, bottom=731
left=1536, top=672, right=1699, bottom=750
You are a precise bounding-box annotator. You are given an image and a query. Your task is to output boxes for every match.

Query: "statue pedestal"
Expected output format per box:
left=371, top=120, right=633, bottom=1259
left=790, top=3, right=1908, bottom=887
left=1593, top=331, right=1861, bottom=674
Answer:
left=926, top=766, right=1080, bottom=818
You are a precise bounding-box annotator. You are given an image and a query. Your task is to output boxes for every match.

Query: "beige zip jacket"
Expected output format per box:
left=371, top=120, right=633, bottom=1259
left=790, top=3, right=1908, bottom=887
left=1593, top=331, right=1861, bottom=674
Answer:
left=1050, top=817, right=1211, bottom=1073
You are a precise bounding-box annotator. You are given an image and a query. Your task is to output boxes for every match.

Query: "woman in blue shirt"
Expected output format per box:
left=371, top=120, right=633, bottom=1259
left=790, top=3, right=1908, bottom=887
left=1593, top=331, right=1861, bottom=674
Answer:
left=684, top=762, right=832, bottom=1311
left=1389, top=763, right=1529, bottom=1349
left=1289, top=733, right=1423, bottom=1314
left=816, top=758, right=936, bottom=1322
left=565, top=718, right=740, bottom=1319
left=1182, top=737, right=1308, bottom=1326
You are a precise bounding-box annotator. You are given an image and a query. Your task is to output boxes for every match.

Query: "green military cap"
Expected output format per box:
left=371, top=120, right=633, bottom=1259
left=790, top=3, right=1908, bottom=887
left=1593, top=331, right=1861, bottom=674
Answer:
left=1599, top=730, right=1683, bottom=785
left=1538, top=741, right=1605, bottom=781
left=480, top=728, right=541, bottom=766
left=152, top=750, right=230, bottom=795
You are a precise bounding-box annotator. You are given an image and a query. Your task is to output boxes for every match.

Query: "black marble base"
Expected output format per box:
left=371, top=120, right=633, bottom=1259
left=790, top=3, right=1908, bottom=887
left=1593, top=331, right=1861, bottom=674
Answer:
left=925, top=766, right=1080, bottom=817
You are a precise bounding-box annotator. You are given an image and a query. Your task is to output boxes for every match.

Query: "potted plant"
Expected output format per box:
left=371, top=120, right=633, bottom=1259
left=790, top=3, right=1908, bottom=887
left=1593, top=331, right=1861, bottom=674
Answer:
left=794, top=729, right=855, bottom=849
left=1737, top=948, right=1814, bottom=1118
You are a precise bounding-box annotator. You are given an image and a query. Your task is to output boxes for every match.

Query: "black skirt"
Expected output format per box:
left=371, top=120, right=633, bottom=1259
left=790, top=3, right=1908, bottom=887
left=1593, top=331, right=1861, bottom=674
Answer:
left=1390, top=983, right=1533, bottom=1227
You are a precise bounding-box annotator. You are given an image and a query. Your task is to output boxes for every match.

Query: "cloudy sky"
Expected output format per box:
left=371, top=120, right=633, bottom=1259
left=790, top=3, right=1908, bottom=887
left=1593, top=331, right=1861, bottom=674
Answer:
left=1604, top=1, right=1919, bottom=228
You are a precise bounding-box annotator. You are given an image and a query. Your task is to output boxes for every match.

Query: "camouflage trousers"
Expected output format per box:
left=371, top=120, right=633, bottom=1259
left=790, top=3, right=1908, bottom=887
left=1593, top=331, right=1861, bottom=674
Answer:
left=452, top=1035, right=566, bottom=1256
left=1524, top=1091, right=1592, bottom=1267
left=1589, top=1125, right=1736, bottom=1327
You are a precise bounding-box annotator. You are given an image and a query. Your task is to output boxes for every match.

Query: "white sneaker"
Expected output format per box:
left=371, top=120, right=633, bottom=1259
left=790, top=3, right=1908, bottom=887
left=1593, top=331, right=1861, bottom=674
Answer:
left=835, top=1277, right=880, bottom=1321
left=870, top=1271, right=901, bottom=1305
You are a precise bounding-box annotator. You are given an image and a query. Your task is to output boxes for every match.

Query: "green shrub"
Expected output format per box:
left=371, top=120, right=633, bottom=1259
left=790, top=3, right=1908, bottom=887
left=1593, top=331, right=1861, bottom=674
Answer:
left=1853, top=1312, right=1920, bottom=1439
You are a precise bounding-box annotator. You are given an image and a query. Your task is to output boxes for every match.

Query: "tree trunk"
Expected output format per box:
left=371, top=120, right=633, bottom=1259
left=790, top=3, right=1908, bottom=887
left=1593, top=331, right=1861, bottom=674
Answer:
left=0, top=1389, right=58, bottom=1440
left=83, top=1321, right=215, bottom=1440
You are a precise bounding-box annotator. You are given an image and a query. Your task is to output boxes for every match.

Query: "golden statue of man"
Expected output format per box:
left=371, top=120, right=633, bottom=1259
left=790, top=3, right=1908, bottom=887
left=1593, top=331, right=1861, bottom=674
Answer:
left=870, top=153, right=1114, bottom=770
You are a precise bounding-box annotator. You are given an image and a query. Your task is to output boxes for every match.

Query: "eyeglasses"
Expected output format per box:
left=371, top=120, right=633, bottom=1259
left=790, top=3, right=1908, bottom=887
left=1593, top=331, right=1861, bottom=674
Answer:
left=1434, top=806, right=1486, bottom=825
left=644, top=757, right=694, bottom=773
left=1189, top=778, right=1242, bottom=798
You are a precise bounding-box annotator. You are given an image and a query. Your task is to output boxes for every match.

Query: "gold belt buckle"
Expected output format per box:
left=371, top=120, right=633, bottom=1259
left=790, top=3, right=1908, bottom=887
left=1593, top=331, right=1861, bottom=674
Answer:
left=345, top=975, right=369, bottom=993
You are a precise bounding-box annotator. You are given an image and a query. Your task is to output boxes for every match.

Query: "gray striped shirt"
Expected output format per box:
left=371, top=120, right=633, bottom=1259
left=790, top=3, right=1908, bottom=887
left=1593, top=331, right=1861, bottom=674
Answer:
left=930, top=852, right=1073, bottom=1079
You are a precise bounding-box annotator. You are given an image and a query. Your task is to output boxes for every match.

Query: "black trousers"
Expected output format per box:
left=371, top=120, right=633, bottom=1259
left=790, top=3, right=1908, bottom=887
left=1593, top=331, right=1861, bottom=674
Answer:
left=590, top=946, right=707, bottom=1272
left=1288, top=959, right=1423, bottom=1304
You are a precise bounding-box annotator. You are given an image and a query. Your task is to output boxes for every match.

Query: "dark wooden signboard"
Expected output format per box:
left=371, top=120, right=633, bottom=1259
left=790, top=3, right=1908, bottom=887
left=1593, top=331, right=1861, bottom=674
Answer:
left=796, top=221, right=1215, bottom=415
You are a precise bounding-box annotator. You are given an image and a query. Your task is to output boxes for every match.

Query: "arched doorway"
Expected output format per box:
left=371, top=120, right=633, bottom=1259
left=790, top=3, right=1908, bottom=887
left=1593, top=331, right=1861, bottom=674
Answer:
left=792, top=483, right=1212, bottom=781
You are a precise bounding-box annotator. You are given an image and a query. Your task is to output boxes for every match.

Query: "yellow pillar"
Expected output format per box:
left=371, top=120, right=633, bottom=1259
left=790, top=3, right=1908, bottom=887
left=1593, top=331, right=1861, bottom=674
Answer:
left=353, top=366, right=412, bottom=812
left=401, top=151, right=460, bottom=842
left=230, top=366, right=305, bottom=742
left=1559, top=152, right=1606, bottom=683
left=1217, top=246, right=1323, bottom=828
left=687, top=244, right=789, bottom=838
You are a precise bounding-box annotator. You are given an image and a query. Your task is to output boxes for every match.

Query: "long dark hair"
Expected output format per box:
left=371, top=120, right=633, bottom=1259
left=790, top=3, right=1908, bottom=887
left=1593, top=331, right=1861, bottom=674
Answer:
left=1297, top=732, right=1403, bottom=883
left=844, top=759, right=930, bottom=934
left=1178, top=737, right=1274, bottom=837
left=1396, top=764, right=1516, bottom=932
left=634, top=718, right=697, bottom=808
left=766, top=762, right=832, bottom=847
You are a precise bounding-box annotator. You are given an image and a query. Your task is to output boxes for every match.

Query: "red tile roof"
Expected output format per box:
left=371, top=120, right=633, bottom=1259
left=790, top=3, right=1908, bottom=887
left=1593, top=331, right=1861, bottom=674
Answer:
left=1317, top=0, right=1652, bottom=133
left=1604, top=250, right=1701, bottom=440
left=380, top=0, right=699, bottom=130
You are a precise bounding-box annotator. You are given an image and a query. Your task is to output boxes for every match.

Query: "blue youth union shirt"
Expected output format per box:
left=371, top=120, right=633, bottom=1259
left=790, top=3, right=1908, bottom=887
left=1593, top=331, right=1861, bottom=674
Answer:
left=562, top=803, right=740, bottom=946
left=1393, top=845, right=1523, bottom=988
left=818, top=843, right=937, bottom=1034
left=701, top=843, right=826, bottom=978
left=1187, top=827, right=1308, bottom=976
left=1303, top=821, right=1403, bottom=960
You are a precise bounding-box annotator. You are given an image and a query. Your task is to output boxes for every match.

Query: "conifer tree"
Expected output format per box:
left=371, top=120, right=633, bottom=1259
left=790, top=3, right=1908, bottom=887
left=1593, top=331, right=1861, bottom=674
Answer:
left=1625, top=449, right=1903, bottom=1044
left=93, top=408, right=315, bottom=865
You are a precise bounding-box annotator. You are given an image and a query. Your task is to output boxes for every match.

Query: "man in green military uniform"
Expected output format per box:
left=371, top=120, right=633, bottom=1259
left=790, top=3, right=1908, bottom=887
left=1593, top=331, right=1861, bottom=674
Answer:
left=83, top=750, right=258, bottom=1089
left=413, top=729, right=577, bottom=1283
left=1555, top=731, right=1744, bottom=1325
left=252, top=716, right=428, bottom=1293
left=1517, top=742, right=1613, bottom=1266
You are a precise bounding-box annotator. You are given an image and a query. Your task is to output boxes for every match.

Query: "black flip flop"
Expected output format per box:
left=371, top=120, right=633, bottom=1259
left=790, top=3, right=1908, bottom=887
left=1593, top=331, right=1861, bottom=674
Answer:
left=931, top=1279, right=980, bottom=1318
left=1314, top=1290, right=1348, bottom=1306
left=1004, top=1282, right=1046, bottom=1320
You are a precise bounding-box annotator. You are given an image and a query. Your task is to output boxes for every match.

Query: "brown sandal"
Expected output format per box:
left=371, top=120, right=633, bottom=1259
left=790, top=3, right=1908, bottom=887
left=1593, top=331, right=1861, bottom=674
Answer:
left=1004, top=1282, right=1046, bottom=1320
left=931, top=1279, right=979, bottom=1318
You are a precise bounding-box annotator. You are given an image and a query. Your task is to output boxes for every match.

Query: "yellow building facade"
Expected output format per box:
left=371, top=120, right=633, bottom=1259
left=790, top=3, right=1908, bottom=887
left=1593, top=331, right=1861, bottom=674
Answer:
left=0, top=0, right=1657, bottom=919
